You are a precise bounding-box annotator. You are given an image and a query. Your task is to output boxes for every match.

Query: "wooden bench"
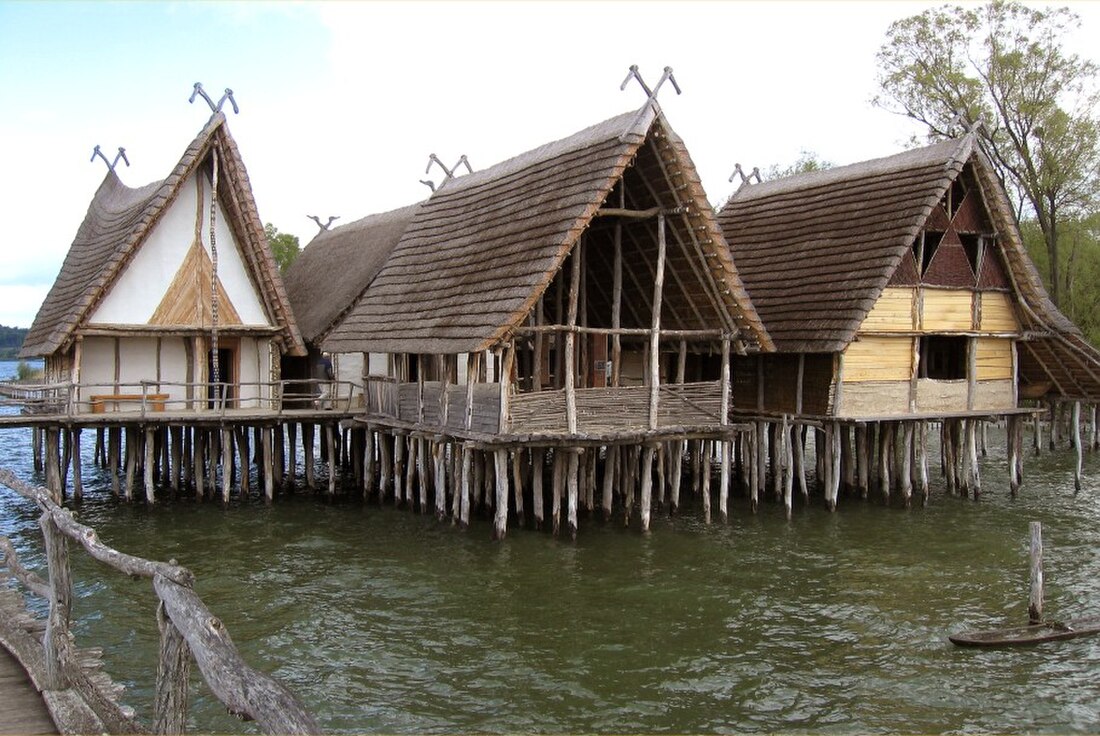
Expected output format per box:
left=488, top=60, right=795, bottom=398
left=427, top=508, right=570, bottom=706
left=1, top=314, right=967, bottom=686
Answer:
left=89, top=393, right=170, bottom=414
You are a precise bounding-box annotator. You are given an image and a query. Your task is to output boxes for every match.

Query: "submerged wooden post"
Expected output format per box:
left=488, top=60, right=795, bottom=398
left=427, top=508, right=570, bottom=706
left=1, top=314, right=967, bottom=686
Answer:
left=1029, top=520, right=1044, bottom=625
left=900, top=421, right=914, bottom=507
left=434, top=441, right=448, bottom=521
left=781, top=415, right=793, bottom=519
left=327, top=424, right=338, bottom=497
left=639, top=444, right=655, bottom=533
left=701, top=440, right=713, bottom=523
left=109, top=427, right=121, bottom=497
left=40, top=510, right=72, bottom=689
left=552, top=451, right=564, bottom=536
left=125, top=427, right=139, bottom=502
left=69, top=427, right=83, bottom=502
left=829, top=421, right=842, bottom=511
left=532, top=447, right=545, bottom=529
left=234, top=426, right=250, bottom=496
left=303, top=423, right=316, bottom=491
left=567, top=450, right=580, bottom=540
left=263, top=426, right=275, bottom=503
left=1008, top=416, right=1021, bottom=496
left=793, top=424, right=808, bottom=502
left=459, top=445, right=472, bottom=529
left=600, top=446, right=617, bottom=521
left=512, top=450, right=525, bottom=528
left=145, top=426, right=157, bottom=504
left=1072, top=401, right=1082, bottom=492
left=966, top=419, right=981, bottom=499
left=45, top=427, right=62, bottom=501
left=493, top=448, right=509, bottom=541
left=221, top=427, right=233, bottom=504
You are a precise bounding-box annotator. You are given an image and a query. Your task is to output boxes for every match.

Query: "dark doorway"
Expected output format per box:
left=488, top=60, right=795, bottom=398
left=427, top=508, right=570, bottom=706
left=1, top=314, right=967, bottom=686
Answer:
left=208, top=346, right=236, bottom=408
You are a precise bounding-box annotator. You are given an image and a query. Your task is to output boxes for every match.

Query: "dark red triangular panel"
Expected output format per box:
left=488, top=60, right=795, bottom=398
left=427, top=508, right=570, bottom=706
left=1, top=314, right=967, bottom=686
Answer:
left=940, top=227, right=963, bottom=246
left=977, top=247, right=1011, bottom=289
left=926, top=205, right=951, bottom=231
left=888, top=248, right=921, bottom=286
left=924, top=242, right=976, bottom=287
left=952, top=190, right=992, bottom=233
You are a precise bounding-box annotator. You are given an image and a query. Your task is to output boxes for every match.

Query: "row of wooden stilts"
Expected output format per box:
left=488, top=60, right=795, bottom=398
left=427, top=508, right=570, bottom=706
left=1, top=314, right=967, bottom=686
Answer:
left=26, top=403, right=1096, bottom=537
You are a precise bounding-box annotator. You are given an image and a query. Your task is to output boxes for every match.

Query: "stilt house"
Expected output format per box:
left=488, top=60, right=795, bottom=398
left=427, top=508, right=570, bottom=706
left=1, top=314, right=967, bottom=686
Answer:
left=715, top=134, right=1100, bottom=503
left=282, top=204, right=420, bottom=408
left=19, top=113, right=305, bottom=413
left=322, top=103, right=772, bottom=535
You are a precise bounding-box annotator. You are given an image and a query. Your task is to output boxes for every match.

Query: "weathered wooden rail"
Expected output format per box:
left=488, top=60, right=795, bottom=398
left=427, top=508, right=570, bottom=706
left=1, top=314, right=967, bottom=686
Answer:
left=0, top=468, right=320, bottom=735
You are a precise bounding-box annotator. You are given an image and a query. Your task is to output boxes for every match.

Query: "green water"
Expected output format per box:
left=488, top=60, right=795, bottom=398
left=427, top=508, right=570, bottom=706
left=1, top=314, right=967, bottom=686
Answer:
left=3, top=383, right=1100, bottom=731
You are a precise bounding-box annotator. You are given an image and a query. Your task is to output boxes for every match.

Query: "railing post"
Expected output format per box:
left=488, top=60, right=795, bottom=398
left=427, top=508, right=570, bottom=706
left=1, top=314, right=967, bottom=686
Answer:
left=154, top=597, right=192, bottom=735
left=39, top=509, right=73, bottom=689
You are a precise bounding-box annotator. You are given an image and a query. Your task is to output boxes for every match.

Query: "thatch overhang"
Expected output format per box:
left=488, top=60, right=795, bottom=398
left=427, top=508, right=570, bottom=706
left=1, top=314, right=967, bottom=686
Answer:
left=20, top=113, right=305, bottom=359
left=717, top=134, right=1100, bottom=401
left=717, top=138, right=968, bottom=354
left=321, top=105, right=771, bottom=357
left=284, top=203, right=420, bottom=346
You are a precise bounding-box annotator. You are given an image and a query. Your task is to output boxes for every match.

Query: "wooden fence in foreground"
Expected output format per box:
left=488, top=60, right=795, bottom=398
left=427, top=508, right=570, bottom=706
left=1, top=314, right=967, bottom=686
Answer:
left=0, top=468, right=319, bottom=735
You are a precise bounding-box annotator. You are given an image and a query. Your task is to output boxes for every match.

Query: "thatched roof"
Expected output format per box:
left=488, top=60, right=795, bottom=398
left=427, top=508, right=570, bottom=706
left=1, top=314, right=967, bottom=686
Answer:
left=21, top=113, right=305, bottom=359
left=718, top=135, right=1100, bottom=400
left=323, top=106, right=771, bottom=356
left=284, top=203, right=420, bottom=345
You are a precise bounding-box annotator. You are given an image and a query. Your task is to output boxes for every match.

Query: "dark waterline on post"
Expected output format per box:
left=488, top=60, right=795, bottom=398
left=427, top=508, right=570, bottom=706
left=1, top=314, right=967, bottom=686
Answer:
left=3, top=359, right=1100, bottom=734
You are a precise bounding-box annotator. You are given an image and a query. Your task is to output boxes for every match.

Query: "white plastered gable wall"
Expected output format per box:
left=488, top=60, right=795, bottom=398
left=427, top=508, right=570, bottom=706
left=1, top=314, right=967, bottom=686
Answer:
left=87, top=170, right=270, bottom=326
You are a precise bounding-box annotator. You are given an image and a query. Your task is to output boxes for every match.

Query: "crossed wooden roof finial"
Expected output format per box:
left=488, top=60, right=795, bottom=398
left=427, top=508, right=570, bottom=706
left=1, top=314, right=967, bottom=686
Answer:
left=90, top=145, right=129, bottom=172
left=420, top=153, right=473, bottom=192
left=189, top=82, right=239, bottom=115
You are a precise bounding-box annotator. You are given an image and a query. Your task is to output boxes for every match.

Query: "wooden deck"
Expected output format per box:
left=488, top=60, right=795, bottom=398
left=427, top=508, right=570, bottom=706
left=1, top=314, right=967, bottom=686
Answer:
left=0, top=407, right=359, bottom=430
left=0, top=645, right=56, bottom=735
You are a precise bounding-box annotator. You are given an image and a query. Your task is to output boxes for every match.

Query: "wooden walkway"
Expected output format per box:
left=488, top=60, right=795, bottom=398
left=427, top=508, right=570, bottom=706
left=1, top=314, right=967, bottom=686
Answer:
left=0, top=646, right=56, bottom=735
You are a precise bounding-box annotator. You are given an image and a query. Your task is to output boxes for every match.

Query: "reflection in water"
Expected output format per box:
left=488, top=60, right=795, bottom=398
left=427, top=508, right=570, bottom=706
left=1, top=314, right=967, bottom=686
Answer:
left=2, top=363, right=1100, bottom=733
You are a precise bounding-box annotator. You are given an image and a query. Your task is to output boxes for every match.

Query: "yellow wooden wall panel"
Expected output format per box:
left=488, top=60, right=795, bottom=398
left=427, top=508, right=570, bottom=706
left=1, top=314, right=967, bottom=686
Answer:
left=921, top=290, right=973, bottom=331
left=979, top=292, right=1020, bottom=333
left=975, top=338, right=1013, bottom=380
left=859, top=288, right=915, bottom=332
left=842, top=337, right=913, bottom=382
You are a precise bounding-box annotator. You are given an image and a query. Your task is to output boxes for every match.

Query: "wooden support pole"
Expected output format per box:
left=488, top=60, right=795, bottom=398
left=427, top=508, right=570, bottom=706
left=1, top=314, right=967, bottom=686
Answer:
left=782, top=416, right=793, bottom=519
left=917, top=421, right=929, bottom=504
left=967, top=419, right=981, bottom=499
left=793, top=425, right=808, bottom=502
left=552, top=451, right=564, bottom=536
left=701, top=440, right=713, bottom=524
left=1029, top=520, right=1044, bottom=625
left=648, top=214, right=667, bottom=431
left=567, top=450, right=580, bottom=540
left=169, top=427, right=182, bottom=493
left=45, top=427, right=61, bottom=502
left=878, top=422, right=892, bottom=502
left=900, top=421, right=913, bottom=507
left=434, top=441, right=448, bottom=521
left=830, top=421, right=842, bottom=511
left=144, top=426, right=156, bottom=504
left=639, top=444, right=654, bottom=533
left=273, top=425, right=285, bottom=488
left=206, top=429, right=218, bottom=496
left=108, top=428, right=120, bottom=497
left=221, top=427, right=233, bottom=504
left=493, top=449, right=509, bottom=541
left=533, top=448, right=545, bottom=529
left=1008, top=416, right=1021, bottom=496
left=459, top=445, right=472, bottom=529
left=1073, top=398, right=1082, bottom=490
left=600, top=446, right=616, bottom=521
left=287, top=422, right=298, bottom=488
left=69, top=428, right=83, bottom=502
left=403, top=434, right=416, bottom=507
left=263, top=426, right=275, bottom=503
left=669, top=441, right=683, bottom=515
left=565, top=245, right=582, bottom=435
left=303, top=423, right=316, bottom=491
left=512, top=449, right=525, bottom=528
left=822, top=423, right=834, bottom=511
left=39, top=511, right=72, bottom=690
left=754, top=422, right=766, bottom=512
left=124, top=427, right=138, bottom=502
left=32, top=427, right=43, bottom=472
left=327, top=424, right=338, bottom=497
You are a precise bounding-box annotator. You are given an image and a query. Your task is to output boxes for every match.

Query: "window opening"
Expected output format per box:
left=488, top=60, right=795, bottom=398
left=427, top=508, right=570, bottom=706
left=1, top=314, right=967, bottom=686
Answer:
left=918, top=336, right=967, bottom=380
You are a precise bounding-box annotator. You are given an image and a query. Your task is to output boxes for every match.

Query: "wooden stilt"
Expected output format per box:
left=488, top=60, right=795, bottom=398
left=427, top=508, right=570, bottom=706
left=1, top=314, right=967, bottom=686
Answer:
left=980, top=421, right=988, bottom=458
left=567, top=450, right=580, bottom=540
left=94, top=427, right=105, bottom=468
left=1008, top=415, right=1021, bottom=496
left=639, top=445, right=654, bottom=533
left=32, top=427, right=43, bottom=473
left=755, top=423, right=767, bottom=511
left=821, top=423, right=834, bottom=511
left=169, top=428, right=182, bottom=493
left=434, top=441, right=448, bottom=520
left=967, top=419, right=981, bottom=499
left=1073, top=401, right=1082, bottom=492
left=768, top=423, right=781, bottom=501
left=287, top=422, right=298, bottom=488
left=378, top=432, right=392, bottom=500
left=814, top=427, right=826, bottom=494
left=493, top=449, right=509, bottom=541
left=1029, top=520, right=1044, bottom=625
left=655, top=444, right=666, bottom=512
left=917, top=421, right=929, bottom=504
left=622, top=446, right=636, bottom=526
left=109, top=427, right=121, bottom=497
left=181, top=428, right=192, bottom=493
left=600, top=446, right=616, bottom=521
left=69, top=429, right=83, bottom=503
left=220, top=427, right=232, bottom=504
left=1014, top=416, right=1026, bottom=490
left=1092, top=404, right=1099, bottom=452
left=690, top=440, right=701, bottom=507
left=459, top=445, right=472, bottom=529
left=393, top=434, right=406, bottom=505
left=273, top=425, right=285, bottom=488
left=532, top=448, right=545, bottom=529
left=262, top=426, right=274, bottom=503
left=328, top=425, right=338, bottom=497
left=701, top=440, right=712, bottom=523
left=125, top=427, right=138, bottom=502
left=303, top=423, right=316, bottom=491
left=793, top=424, right=808, bottom=502
left=669, top=441, right=683, bottom=515
left=417, top=438, right=430, bottom=513
left=142, top=427, right=155, bottom=504
left=206, top=430, right=217, bottom=495
left=1033, top=413, right=1043, bottom=456
left=512, top=450, right=525, bottom=528
left=900, top=421, right=913, bottom=507
left=878, top=422, right=892, bottom=502
left=552, top=451, right=563, bottom=536
left=841, top=426, right=855, bottom=495
left=472, top=449, right=484, bottom=512
left=782, top=416, right=793, bottom=519
left=45, top=428, right=61, bottom=502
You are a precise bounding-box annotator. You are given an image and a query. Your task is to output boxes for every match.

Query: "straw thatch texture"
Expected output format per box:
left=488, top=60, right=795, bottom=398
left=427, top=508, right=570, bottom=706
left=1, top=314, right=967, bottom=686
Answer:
left=21, top=113, right=304, bottom=359
left=718, top=138, right=967, bottom=354
left=322, top=106, right=770, bottom=356
left=284, top=204, right=420, bottom=345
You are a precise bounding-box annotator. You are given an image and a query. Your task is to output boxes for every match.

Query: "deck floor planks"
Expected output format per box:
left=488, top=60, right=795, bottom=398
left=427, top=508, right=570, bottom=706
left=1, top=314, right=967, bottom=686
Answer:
left=0, top=647, right=56, bottom=735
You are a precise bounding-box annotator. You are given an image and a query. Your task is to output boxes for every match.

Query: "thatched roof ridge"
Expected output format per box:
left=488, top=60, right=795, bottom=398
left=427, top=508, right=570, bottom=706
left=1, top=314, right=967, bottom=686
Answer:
left=718, top=137, right=971, bottom=353
left=21, top=113, right=304, bottom=359
left=284, top=203, right=420, bottom=345
left=322, top=106, right=769, bottom=356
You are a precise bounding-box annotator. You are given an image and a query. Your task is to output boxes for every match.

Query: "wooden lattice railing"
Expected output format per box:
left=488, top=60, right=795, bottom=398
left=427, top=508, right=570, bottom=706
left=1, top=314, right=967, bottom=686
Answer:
left=0, top=468, right=319, bottom=735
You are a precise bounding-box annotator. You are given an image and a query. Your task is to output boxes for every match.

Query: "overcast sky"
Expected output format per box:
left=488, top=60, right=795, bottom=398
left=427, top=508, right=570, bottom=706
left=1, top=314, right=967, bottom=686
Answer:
left=1, top=0, right=1096, bottom=330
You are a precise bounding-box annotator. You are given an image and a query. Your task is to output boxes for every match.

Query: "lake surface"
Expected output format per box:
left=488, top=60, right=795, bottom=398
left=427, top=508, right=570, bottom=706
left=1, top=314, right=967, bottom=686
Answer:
left=2, top=359, right=1100, bottom=733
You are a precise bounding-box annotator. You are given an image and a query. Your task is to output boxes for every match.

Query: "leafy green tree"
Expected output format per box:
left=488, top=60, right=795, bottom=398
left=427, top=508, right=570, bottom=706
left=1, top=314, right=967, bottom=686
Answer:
left=874, top=0, right=1100, bottom=307
left=765, top=150, right=833, bottom=180
left=265, top=223, right=300, bottom=274
left=1021, top=213, right=1100, bottom=347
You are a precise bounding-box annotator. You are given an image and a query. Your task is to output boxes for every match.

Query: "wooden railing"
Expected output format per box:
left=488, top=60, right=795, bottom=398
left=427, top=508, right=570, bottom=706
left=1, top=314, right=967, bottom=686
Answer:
left=0, top=378, right=363, bottom=418
left=0, top=468, right=319, bottom=735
